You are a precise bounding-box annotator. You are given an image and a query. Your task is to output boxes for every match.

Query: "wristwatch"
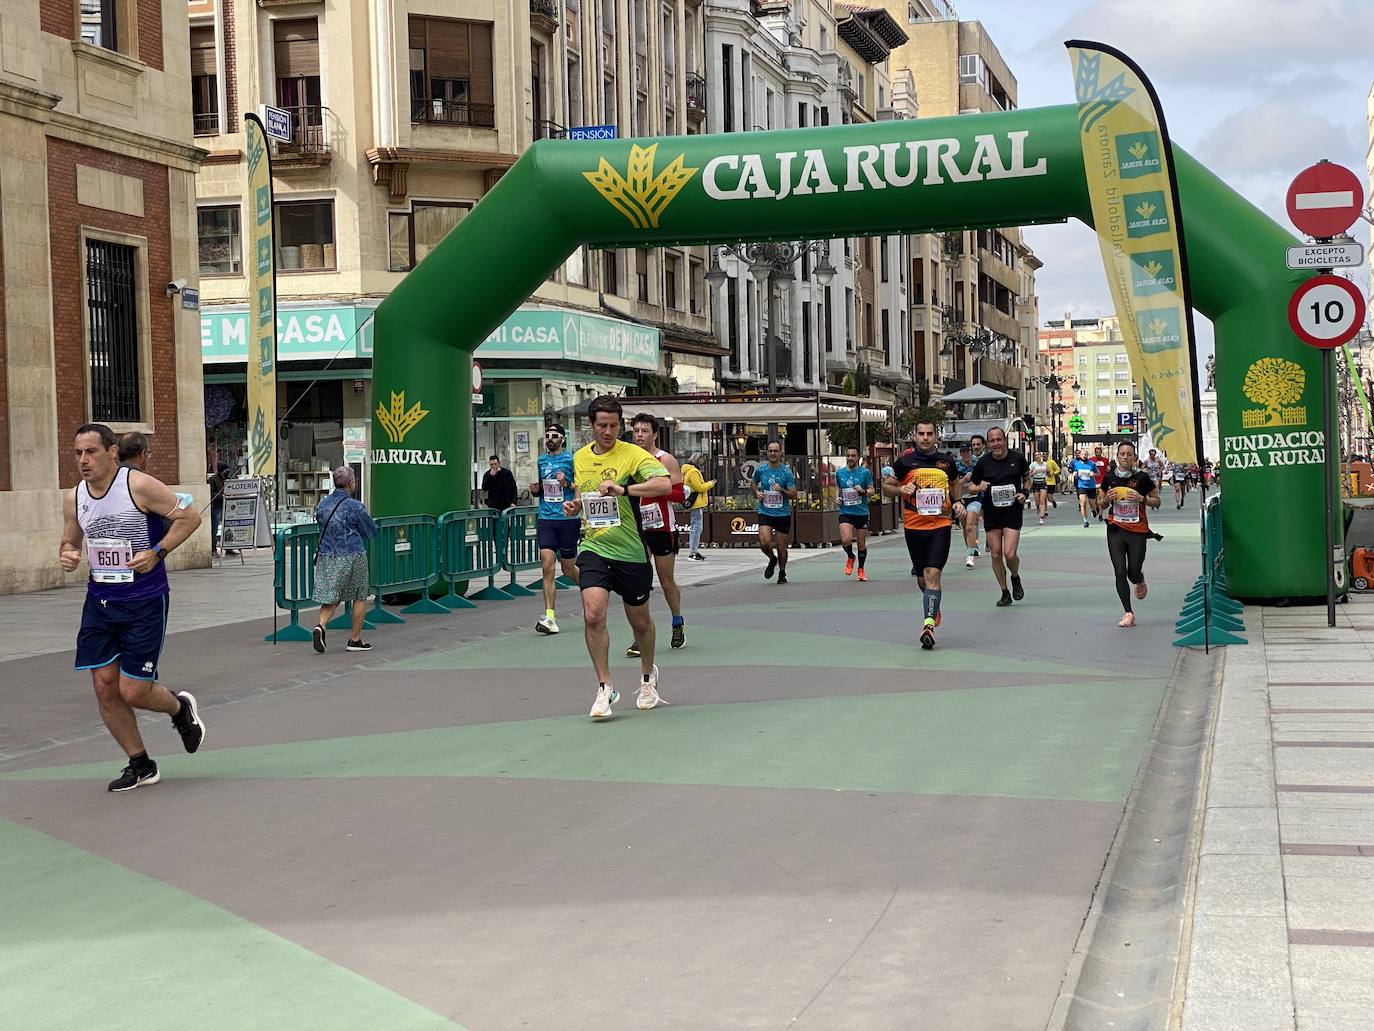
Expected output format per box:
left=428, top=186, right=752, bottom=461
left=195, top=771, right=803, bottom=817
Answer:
left=153, top=545, right=166, bottom=561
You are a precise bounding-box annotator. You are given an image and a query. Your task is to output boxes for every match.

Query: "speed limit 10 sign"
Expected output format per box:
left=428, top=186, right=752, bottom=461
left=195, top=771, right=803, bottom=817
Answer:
left=1288, top=274, right=1366, bottom=349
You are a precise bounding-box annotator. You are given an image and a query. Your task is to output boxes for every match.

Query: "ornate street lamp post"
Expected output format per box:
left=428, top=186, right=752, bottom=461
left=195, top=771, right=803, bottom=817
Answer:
left=706, top=241, right=837, bottom=394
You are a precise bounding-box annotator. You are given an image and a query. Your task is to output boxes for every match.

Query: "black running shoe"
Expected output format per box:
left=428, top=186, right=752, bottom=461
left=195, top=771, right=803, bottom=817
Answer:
left=764, top=556, right=777, bottom=580
left=312, top=624, right=326, bottom=653
left=346, top=639, right=373, bottom=652
left=108, top=760, right=159, bottom=792
left=777, top=571, right=788, bottom=585
left=671, top=623, right=685, bottom=649
left=1011, top=576, right=1025, bottom=602
left=996, top=590, right=1013, bottom=607
left=171, top=691, right=205, bottom=753
left=626, top=643, right=641, bottom=658
left=919, top=623, right=936, bottom=650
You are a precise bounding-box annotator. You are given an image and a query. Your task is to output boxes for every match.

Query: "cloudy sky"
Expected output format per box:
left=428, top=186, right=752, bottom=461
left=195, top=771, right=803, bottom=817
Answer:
left=956, top=0, right=1373, bottom=365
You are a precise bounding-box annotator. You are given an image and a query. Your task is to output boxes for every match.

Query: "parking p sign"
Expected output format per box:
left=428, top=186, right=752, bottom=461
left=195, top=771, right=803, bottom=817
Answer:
left=1117, top=412, right=1136, bottom=430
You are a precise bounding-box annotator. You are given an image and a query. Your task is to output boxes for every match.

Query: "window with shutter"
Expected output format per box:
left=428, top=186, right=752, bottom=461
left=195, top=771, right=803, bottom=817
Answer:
left=407, top=16, right=495, bottom=127
left=274, top=18, right=321, bottom=129
left=190, top=25, right=219, bottom=135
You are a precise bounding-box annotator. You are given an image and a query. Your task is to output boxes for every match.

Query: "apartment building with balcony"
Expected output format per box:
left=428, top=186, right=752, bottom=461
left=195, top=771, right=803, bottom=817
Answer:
left=1039, top=314, right=1145, bottom=450
left=188, top=0, right=716, bottom=497
left=0, top=0, right=209, bottom=592
left=880, top=4, right=1042, bottom=411
left=703, top=0, right=913, bottom=406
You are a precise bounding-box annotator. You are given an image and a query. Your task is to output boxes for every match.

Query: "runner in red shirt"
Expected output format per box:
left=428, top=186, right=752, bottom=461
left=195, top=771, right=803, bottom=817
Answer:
left=1089, top=446, right=1110, bottom=521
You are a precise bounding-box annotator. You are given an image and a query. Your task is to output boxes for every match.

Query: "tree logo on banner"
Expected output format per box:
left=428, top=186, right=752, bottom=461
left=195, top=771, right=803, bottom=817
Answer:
left=376, top=390, right=430, bottom=444
left=1242, top=358, right=1306, bottom=429
left=583, top=143, right=699, bottom=229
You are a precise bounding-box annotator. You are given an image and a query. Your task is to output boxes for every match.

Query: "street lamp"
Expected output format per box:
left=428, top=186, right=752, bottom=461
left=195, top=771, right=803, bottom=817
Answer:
left=938, top=324, right=1013, bottom=385
left=706, top=241, right=836, bottom=393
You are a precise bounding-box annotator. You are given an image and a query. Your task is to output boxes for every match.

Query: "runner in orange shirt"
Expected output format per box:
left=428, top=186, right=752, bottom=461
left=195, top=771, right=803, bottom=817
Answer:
left=884, top=419, right=965, bottom=650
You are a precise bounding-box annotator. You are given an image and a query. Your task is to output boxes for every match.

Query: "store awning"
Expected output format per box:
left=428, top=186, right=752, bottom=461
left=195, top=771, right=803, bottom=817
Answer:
left=940, top=383, right=1014, bottom=404
left=622, top=397, right=891, bottom=424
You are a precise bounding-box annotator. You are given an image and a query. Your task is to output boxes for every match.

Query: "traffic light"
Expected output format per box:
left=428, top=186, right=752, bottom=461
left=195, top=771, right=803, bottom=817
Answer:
left=1023, top=413, right=1036, bottom=430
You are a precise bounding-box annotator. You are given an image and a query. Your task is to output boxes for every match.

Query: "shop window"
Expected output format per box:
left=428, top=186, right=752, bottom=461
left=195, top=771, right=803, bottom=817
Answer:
left=408, top=16, right=495, bottom=127
left=190, top=25, right=219, bottom=135
left=275, top=199, right=336, bottom=272
left=85, top=238, right=142, bottom=423
left=198, top=205, right=241, bottom=276
left=274, top=19, right=323, bottom=131
left=387, top=201, right=470, bottom=272
left=665, top=251, right=682, bottom=310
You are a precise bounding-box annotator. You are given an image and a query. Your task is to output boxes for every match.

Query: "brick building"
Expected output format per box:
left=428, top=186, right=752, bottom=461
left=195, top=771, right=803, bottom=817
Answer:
left=0, top=0, right=208, bottom=593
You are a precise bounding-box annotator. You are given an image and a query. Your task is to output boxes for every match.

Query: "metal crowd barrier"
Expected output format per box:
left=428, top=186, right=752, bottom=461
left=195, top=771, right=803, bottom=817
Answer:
left=499, top=506, right=543, bottom=597
left=365, top=514, right=447, bottom=623
left=265, top=524, right=320, bottom=642
left=437, top=508, right=506, bottom=606
left=1174, top=493, right=1246, bottom=649
left=270, top=506, right=578, bottom=641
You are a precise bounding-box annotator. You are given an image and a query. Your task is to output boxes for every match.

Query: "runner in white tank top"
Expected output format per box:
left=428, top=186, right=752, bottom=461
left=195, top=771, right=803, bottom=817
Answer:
left=62, top=423, right=207, bottom=792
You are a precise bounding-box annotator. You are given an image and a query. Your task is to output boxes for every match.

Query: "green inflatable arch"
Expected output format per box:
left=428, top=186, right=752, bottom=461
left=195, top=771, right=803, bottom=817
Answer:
left=369, top=103, right=1334, bottom=602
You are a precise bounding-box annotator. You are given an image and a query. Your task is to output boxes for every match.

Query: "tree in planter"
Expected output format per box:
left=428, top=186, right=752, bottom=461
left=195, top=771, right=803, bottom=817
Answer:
left=637, top=372, right=679, bottom=397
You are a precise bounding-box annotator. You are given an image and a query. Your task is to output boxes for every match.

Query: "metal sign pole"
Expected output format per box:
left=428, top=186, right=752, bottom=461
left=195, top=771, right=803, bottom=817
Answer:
left=1324, top=345, right=1337, bottom=627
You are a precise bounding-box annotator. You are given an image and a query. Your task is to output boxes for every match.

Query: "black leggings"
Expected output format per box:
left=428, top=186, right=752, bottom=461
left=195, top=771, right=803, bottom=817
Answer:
left=1107, top=524, right=1147, bottom=612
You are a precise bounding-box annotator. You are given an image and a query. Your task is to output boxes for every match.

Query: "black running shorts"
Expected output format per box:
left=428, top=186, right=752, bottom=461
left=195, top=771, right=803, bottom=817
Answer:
left=904, top=527, right=952, bottom=574
left=576, top=550, right=653, bottom=606
left=642, top=530, right=678, bottom=557
left=982, top=502, right=1025, bottom=532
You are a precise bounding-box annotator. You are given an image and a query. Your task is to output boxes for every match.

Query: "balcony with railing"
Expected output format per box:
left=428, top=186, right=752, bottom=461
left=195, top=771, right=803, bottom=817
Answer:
left=193, top=111, right=220, bottom=136
left=410, top=96, right=497, bottom=129
left=686, top=72, right=706, bottom=122
left=530, top=0, right=559, bottom=31
left=270, top=105, right=332, bottom=167
left=534, top=119, right=566, bottom=140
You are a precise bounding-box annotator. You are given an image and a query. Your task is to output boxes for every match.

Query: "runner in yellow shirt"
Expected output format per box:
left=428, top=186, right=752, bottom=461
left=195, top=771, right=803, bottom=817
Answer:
left=562, top=396, right=670, bottom=719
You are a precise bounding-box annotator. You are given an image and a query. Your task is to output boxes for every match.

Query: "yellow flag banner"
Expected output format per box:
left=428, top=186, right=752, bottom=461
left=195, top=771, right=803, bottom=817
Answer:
left=244, top=114, right=277, bottom=478
left=1066, top=41, right=1203, bottom=464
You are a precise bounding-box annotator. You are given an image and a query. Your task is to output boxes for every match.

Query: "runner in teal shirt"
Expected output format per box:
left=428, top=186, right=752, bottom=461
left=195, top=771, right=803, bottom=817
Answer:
left=835, top=446, right=874, bottom=580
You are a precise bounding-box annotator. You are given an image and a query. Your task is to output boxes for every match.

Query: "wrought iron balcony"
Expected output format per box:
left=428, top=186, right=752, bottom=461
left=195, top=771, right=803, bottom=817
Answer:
left=411, top=96, right=497, bottom=129
left=534, top=118, right=567, bottom=140
left=193, top=110, right=220, bottom=136
left=270, top=105, right=331, bottom=163
left=686, top=72, right=707, bottom=120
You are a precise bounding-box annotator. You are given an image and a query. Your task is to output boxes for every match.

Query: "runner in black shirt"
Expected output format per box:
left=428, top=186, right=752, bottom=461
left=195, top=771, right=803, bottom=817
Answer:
left=1096, top=441, right=1162, bottom=628
left=968, top=427, right=1031, bottom=606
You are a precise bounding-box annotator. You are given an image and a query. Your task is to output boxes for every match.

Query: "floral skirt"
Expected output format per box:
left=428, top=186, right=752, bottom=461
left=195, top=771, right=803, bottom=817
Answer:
left=313, top=553, right=370, bottom=605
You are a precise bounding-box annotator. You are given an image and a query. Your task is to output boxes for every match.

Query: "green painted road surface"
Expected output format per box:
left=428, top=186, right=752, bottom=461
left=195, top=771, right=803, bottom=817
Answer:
left=0, top=505, right=1203, bottom=1030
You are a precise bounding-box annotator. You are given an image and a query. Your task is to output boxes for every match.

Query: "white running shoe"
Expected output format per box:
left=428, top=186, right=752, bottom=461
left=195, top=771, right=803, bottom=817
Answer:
left=637, top=664, right=662, bottom=710
left=536, top=615, right=559, bottom=635
left=590, top=684, right=619, bottom=718
left=965, top=554, right=976, bottom=569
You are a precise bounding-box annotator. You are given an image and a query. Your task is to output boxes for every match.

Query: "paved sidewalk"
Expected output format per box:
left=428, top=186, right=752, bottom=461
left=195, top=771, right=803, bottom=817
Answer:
left=1183, top=597, right=1374, bottom=1031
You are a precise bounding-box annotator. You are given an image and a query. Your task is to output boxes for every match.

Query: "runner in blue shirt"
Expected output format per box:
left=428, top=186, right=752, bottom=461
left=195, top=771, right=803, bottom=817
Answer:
left=752, top=441, right=798, bottom=584
left=1072, top=451, right=1099, bottom=528
left=835, top=446, right=874, bottom=581
left=530, top=423, right=580, bottom=635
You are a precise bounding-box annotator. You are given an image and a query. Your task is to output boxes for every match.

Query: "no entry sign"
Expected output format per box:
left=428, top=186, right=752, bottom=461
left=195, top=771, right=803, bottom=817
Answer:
left=1288, top=274, right=1365, bottom=349
left=1286, top=162, right=1364, bottom=239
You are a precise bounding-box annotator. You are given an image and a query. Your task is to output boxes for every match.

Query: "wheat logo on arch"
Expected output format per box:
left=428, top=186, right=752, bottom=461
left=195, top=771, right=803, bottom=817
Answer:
left=1242, top=358, right=1307, bottom=429
left=377, top=390, right=429, bottom=444
left=583, top=143, right=698, bottom=229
